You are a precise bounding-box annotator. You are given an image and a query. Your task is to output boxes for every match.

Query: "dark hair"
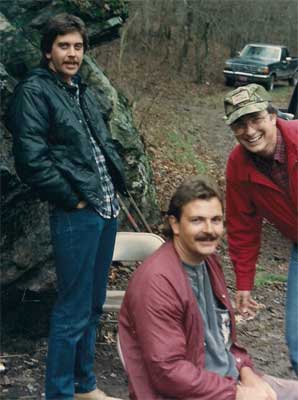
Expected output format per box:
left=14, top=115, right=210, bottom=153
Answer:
left=164, top=176, right=223, bottom=238
left=266, top=103, right=278, bottom=114
left=40, top=13, right=88, bottom=65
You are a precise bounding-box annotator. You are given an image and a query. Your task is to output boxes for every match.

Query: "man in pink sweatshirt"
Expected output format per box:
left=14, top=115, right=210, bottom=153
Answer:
left=119, top=176, right=298, bottom=399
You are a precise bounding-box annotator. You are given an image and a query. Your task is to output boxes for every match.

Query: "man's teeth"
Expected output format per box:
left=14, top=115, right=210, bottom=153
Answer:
left=247, top=134, right=262, bottom=143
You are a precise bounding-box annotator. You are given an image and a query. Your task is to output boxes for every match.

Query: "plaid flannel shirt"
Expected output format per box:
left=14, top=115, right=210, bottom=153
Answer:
left=73, top=83, right=120, bottom=218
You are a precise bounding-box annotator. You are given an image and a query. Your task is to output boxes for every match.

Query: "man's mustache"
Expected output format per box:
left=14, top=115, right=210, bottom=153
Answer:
left=63, top=60, right=79, bottom=65
left=195, top=234, right=219, bottom=241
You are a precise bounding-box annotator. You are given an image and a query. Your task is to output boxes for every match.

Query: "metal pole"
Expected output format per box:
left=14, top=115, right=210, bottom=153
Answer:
left=127, top=190, right=153, bottom=233
left=117, top=193, right=141, bottom=232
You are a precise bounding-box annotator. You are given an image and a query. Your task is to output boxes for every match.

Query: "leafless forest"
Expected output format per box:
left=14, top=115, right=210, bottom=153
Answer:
left=98, top=0, right=298, bottom=86
left=2, top=1, right=297, bottom=398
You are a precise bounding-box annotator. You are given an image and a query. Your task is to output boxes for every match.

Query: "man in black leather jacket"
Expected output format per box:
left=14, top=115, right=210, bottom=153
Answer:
left=5, top=13, right=125, bottom=400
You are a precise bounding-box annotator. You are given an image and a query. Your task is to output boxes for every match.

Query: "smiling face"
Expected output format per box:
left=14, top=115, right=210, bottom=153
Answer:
left=231, top=111, right=277, bottom=157
left=46, top=31, right=84, bottom=84
left=169, top=197, right=224, bottom=266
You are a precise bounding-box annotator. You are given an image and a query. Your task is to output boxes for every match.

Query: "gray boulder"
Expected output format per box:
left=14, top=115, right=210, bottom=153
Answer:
left=1, top=1, right=159, bottom=291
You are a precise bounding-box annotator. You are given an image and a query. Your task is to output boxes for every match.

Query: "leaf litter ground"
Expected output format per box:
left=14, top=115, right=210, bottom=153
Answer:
left=1, top=77, right=296, bottom=398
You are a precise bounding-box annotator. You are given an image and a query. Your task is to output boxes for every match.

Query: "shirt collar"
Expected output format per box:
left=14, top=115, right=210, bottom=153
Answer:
left=273, top=128, right=286, bottom=164
left=249, top=128, right=285, bottom=165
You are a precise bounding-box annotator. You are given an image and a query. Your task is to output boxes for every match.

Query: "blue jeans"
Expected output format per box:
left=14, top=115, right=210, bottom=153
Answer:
left=286, top=244, right=298, bottom=375
left=45, top=207, right=117, bottom=400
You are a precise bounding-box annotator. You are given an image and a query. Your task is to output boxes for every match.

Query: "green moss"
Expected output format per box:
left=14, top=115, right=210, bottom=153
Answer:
left=61, top=0, right=128, bottom=20
left=167, top=131, right=206, bottom=174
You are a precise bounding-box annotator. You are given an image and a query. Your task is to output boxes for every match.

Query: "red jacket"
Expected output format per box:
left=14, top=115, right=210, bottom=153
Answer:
left=118, top=241, right=254, bottom=400
left=226, top=118, right=298, bottom=290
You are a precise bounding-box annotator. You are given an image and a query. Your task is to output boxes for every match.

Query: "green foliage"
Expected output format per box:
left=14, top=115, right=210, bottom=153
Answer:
left=62, top=0, right=104, bottom=19
left=58, top=0, right=128, bottom=21
left=107, top=0, right=129, bottom=18
left=255, top=271, right=287, bottom=287
left=167, top=131, right=206, bottom=174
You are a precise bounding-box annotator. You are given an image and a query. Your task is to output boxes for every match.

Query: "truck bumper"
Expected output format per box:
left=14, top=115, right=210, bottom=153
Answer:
left=223, top=70, right=270, bottom=84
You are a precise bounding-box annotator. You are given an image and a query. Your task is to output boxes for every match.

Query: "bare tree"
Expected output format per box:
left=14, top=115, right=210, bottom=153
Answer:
left=117, top=0, right=298, bottom=83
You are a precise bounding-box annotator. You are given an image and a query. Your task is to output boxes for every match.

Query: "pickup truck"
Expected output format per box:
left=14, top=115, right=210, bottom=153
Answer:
left=223, top=44, right=298, bottom=91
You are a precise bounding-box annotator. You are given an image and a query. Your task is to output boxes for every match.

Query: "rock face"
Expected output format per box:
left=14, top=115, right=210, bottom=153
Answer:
left=1, top=0, right=159, bottom=291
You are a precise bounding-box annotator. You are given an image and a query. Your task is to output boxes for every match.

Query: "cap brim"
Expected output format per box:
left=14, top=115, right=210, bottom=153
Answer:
left=225, top=101, right=269, bottom=125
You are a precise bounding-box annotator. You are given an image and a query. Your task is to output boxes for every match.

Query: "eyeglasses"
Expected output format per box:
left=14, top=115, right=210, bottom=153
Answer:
left=232, top=113, right=270, bottom=136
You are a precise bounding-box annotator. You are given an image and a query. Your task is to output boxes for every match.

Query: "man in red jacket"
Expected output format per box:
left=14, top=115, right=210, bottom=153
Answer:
left=119, top=176, right=298, bottom=399
left=224, top=84, right=298, bottom=375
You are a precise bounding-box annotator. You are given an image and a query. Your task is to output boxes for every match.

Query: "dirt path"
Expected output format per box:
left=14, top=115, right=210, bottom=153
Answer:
left=131, top=80, right=295, bottom=380
left=1, top=81, right=295, bottom=399
left=133, top=80, right=294, bottom=380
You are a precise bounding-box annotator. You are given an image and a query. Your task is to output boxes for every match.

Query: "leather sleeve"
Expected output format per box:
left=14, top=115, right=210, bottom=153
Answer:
left=132, top=273, right=237, bottom=400
left=5, top=82, right=80, bottom=209
left=230, top=344, right=255, bottom=372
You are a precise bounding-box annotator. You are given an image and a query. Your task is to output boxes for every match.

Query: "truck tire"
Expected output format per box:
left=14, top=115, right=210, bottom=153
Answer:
left=289, top=70, right=298, bottom=86
left=266, top=75, right=275, bottom=91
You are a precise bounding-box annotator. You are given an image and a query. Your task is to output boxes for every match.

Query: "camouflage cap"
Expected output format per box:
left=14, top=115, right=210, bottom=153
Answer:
left=224, top=84, right=272, bottom=125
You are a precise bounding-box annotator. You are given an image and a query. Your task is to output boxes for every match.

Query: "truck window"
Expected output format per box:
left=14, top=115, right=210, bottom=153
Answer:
left=241, top=45, right=280, bottom=60
left=281, top=48, right=289, bottom=60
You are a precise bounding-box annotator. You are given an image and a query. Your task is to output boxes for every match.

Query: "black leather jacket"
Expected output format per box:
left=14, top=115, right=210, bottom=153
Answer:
left=5, top=67, right=127, bottom=210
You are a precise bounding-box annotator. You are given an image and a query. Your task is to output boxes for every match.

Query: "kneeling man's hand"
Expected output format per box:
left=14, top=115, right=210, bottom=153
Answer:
left=236, top=367, right=277, bottom=400
left=236, top=290, right=259, bottom=318
left=236, top=382, right=277, bottom=400
left=76, top=200, right=87, bottom=209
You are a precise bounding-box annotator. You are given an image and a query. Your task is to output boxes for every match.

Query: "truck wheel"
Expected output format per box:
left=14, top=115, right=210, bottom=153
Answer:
left=225, top=77, right=235, bottom=87
left=266, top=75, right=275, bottom=91
left=289, top=71, right=298, bottom=86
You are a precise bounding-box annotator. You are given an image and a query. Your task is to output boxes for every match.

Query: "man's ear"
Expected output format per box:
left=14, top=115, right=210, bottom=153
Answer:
left=269, top=112, right=277, bottom=124
left=168, top=215, right=179, bottom=236
left=45, top=52, right=51, bottom=60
